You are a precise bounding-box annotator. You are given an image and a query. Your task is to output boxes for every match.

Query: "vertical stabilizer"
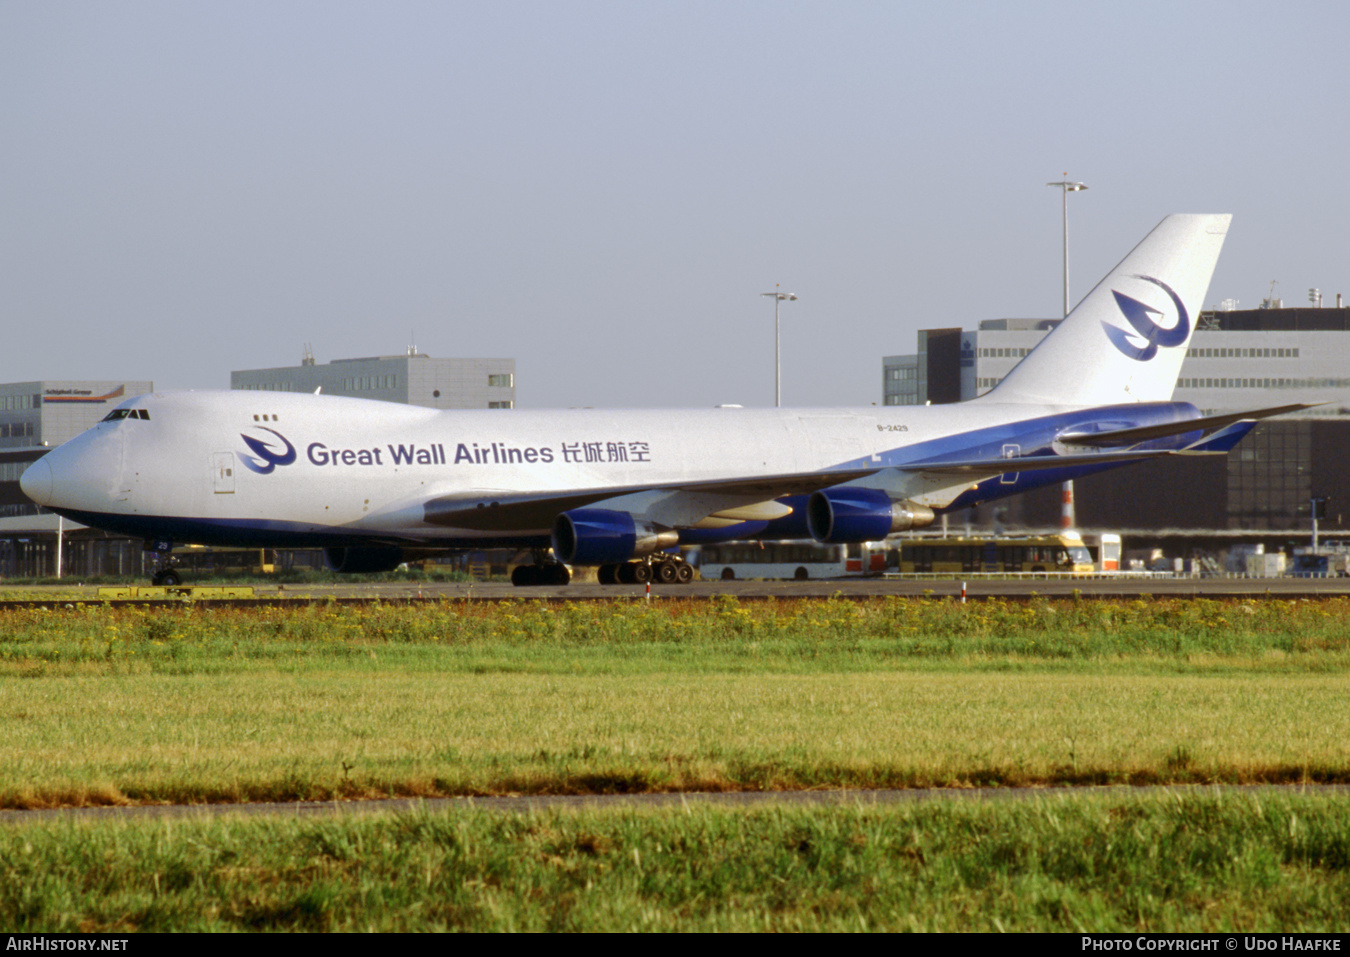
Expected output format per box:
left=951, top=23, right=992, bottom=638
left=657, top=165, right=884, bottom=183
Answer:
left=984, top=214, right=1231, bottom=406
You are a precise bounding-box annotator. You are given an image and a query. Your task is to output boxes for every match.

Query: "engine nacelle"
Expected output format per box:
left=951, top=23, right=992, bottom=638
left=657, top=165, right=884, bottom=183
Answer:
left=755, top=494, right=812, bottom=539
left=552, top=508, right=679, bottom=565
left=323, top=546, right=406, bottom=574
left=806, top=488, right=936, bottom=543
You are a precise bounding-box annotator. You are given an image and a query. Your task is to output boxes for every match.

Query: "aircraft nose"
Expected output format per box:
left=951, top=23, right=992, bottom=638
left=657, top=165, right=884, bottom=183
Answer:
left=19, top=457, right=53, bottom=506
left=20, top=425, right=126, bottom=515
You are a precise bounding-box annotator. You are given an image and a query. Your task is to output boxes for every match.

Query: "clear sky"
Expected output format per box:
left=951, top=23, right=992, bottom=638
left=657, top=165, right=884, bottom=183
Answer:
left=3, top=0, right=1346, bottom=409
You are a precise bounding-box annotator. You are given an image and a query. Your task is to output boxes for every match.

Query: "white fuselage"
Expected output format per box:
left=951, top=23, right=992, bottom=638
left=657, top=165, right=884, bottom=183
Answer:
left=23, top=389, right=1070, bottom=547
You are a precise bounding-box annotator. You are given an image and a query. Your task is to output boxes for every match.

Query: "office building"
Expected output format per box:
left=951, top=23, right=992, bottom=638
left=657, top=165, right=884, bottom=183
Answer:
left=232, top=351, right=516, bottom=409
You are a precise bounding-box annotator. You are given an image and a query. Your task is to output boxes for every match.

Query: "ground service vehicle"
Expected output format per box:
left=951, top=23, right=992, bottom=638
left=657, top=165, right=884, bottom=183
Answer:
left=695, top=541, right=883, bottom=580
left=894, top=533, right=1095, bottom=574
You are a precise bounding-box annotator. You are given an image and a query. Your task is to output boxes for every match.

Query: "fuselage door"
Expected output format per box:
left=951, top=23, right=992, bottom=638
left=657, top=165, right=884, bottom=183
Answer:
left=213, top=453, right=236, bottom=494
left=1000, top=443, right=1020, bottom=485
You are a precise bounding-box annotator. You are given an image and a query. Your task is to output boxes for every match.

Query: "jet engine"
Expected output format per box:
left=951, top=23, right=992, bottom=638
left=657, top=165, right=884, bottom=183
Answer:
left=806, top=487, right=936, bottom=543
left=551, top=508, right=679, bottom=565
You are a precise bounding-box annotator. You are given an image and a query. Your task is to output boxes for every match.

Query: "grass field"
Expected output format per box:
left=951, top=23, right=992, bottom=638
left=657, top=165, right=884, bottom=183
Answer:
left=3, top=595, right=1348, bottom=930
left=3, top=595, right=1349, bottom=806
left=5, top=792, right=1349, bottom=931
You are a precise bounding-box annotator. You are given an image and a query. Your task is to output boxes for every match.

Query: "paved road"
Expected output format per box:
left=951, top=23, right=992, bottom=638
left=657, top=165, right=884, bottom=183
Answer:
left=6, top=784, right=1350, bottom=826
left=459, top=576, right=1350, bottom=600
left=9, top=575, right=1350, bottom=605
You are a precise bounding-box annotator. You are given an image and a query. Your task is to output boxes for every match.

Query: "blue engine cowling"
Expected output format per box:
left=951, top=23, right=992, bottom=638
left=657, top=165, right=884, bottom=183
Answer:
left=323, top=546, right=405, bottom=574
left=552, top=508, right=679, bottom=565
left=807, top=488, right=935, bottom=543
left=755, top=494, right=812, bottom=539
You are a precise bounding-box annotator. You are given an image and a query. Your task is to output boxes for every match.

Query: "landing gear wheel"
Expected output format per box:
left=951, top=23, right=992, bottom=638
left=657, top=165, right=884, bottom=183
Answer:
left=153, top=570, right=181, bottom=587
left=631, top=562, right=653, bottom=584
left=675, top=562, right=694, bottom=584
left=598, top=564, right=619, bottom=585
left=511, top=565, right=538, bottom=586
left=656, top=561, right=678, bottom=584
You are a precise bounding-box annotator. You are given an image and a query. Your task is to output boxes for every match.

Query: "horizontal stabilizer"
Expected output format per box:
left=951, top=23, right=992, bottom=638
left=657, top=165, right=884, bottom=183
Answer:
left=1176, top=420, right=1257, bottom=454
left=902, top=407, right=1287, bottom=479
left=1057, top=402, right=1316, bottom=447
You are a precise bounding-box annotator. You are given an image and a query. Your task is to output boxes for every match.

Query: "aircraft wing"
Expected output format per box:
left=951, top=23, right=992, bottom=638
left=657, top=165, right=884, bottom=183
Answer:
left=421, top=466, right=883, bottom=531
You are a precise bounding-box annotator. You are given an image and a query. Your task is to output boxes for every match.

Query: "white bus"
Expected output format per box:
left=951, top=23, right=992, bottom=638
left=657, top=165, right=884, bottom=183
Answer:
left=694, top=541, right=883, bottom=581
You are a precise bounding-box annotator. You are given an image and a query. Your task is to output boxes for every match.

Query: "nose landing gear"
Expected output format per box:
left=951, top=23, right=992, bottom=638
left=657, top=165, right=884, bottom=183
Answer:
left=145, top=540, right=182, bottom=586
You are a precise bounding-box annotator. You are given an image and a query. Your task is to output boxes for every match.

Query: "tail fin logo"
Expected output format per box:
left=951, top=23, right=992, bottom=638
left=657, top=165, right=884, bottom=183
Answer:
left=1101, top=274, right=1189, bottom=361
left=239, top=427, right=297, bottom=475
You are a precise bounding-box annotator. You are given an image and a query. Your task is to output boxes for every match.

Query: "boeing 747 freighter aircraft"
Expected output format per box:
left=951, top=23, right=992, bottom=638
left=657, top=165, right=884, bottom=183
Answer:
left=21, top=214, right=1305, bottom=585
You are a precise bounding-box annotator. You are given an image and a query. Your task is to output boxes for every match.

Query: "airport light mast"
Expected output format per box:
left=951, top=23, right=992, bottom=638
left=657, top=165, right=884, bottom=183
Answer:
left=1047, top=177, right=1088, bottom=531
left=1046, top=177, right=1088, bottom=317
left=762, top=286, right=798, bottom=407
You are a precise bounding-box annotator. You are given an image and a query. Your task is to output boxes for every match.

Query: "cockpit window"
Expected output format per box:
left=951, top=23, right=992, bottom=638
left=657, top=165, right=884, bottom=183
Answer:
left=102, top=408, right=150, bottom=422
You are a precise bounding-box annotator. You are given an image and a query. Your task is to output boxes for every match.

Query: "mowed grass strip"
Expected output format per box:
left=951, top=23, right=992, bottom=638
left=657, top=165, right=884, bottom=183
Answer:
left=3, top=597, right=1350, bottom=807
left=40, top=590, right=1332, bottom=684
left=4, top=670, right=1350, bottom=807
left=4, top=792, right=1350, bottom=932
left=4, top=594, right=1350, bottom=674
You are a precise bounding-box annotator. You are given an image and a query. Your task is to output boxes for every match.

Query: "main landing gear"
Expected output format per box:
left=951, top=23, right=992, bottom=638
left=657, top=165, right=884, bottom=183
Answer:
left=596, top=554, right=694, bottom=585
left=508, top=552, right=696, bottom=586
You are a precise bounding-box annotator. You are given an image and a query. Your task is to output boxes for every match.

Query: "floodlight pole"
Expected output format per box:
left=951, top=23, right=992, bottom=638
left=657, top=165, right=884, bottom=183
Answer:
left=1047, top=177, right=1087, bottom=531
left=761, top=286, right=798, bottom=407
left=1047, top=177, right=1088, bottom=317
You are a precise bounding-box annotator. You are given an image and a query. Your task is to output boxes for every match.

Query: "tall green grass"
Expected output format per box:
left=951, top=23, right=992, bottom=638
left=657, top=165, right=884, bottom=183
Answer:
left=4, top=792, right=1348, bottom=931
